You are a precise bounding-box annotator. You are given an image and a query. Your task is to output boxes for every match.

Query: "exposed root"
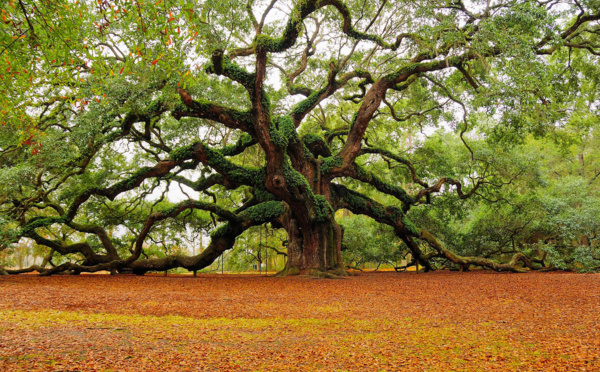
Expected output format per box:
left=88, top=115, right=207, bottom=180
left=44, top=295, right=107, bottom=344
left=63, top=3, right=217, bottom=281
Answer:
left=274, top=265, right=300, bottom=277
left=345, top=264, right=364, bottom=272
left=275, top=265, right=348, bottom=278
left=307, top=267, right=348, bottom=279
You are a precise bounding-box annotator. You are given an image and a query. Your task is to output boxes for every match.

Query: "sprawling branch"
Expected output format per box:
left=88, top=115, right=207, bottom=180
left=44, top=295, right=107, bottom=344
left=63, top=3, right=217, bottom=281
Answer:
left=67, top=221, right=120, bottom=260
left=25, top=230, right=113, bottom=265
left=251, top=0, right=405, bottom=55
left=337, top=52, right=497, bottom=168
left=290, top=68, right=373, bottom=127
left=413, top=177, right=481, bottom=204
left=19, top=141, right=264, bottom=251
left=173, top=89, right=255, bottom=134
left=344, top=164, right=415, bottom=207
left=359, top=147, right=429, bottom=189
left=536, top=13, right=600, bottom=54
left=418, top=230, right=548, bottom=273
left=331, top=183, right=431, bottom=270
left=129, top=201, right=288, bottom=274
left=332, top=183, right=548, bottom=273
left=32, top=200, right=289, bottom=276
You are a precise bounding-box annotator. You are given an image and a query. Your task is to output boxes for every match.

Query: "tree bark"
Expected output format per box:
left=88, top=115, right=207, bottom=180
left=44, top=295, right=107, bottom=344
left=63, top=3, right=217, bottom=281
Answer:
left=279, top=216, right=345, bottom=276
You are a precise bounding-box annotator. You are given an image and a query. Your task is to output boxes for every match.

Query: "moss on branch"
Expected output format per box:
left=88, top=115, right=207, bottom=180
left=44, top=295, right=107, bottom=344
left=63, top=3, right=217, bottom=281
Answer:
left=211, top=201, right=287, bottom=239
left=291, top=89, right=322, bottom=117
left=269, top=116, right=299, bottom=149
left=220, top=134, right=256, bottom=156
left=22, top=216, right=69, bottom=236
left=254, top=0, right=403, bottom=54
left=206, top=57, right=256, bottom=90
left=332, top=184, right=417, bottom=237
left=282, top=157, right=310, bottom=188
left=169, top=145, right=195, bottom=163
left=320, top=155, right=343, bottom=175
left=241, top=201, right=287, bottom=223
left=302, top=134, right=331, bottom=158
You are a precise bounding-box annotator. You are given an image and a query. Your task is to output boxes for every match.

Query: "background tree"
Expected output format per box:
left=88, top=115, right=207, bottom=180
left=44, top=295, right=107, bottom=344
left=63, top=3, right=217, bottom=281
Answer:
left=340, top=214, right=405, bottom=270
left=1, top=0, right=599, bottom=276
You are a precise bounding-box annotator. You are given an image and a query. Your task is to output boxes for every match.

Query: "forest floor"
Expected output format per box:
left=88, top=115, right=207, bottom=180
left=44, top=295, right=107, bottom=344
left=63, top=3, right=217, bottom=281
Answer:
left=0, top=271, right=599, bottom=371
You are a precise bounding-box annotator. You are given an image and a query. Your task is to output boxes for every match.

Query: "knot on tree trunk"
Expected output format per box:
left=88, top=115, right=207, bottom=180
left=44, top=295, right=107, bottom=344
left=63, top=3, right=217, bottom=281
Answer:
left=272, top=175, right=285, bottom=188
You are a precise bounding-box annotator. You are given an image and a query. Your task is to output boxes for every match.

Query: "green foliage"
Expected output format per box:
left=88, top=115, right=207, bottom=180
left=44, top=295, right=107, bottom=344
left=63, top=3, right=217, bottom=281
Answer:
left=340, top=214, right=405, bottom=268
left=409, top=131, right=600, bottom=272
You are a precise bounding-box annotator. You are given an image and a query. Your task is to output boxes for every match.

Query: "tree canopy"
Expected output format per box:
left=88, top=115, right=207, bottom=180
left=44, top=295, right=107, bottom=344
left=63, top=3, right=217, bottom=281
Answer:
left=1, top=0, right=599, bottom=276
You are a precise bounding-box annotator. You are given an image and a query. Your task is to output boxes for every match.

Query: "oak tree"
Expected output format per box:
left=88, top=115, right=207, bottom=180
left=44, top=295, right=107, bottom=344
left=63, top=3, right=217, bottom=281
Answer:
left=1, top=0, right=599, bottom=275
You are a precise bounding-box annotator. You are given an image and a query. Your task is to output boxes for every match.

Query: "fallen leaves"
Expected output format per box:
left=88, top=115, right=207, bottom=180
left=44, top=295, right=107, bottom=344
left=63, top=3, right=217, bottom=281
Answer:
left=0, top=271, right=599, bottom=371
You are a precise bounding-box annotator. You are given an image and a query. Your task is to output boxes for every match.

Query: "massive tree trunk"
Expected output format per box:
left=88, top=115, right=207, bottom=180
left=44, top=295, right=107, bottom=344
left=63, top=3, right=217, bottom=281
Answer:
left=281, top=216, right=345, bottom=276
left=266, top=149, right=347, bottom=276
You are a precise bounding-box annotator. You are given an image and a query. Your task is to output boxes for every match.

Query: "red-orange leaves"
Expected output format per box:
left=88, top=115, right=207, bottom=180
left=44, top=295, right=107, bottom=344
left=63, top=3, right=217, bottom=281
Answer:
left=1, top=272, right=599, bottom=371
left=151, top=54, right=164, bottom=66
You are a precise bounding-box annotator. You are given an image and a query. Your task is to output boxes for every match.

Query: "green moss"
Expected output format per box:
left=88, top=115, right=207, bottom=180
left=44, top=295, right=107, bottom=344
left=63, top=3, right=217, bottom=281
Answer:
left=254, top=34, right=279, bottom=51
left=385, top=64, right=415, bottom=83
left=278, top=116, right=298, bottom=144
left=345, top=191, right=367, bottom=211
left=223, top=60, right=255, bottom=86
left=190, top=97, right=216, bottom=112
left=354, top=164, right=369, bottom=179
left=372, top=206, right=387, bottom=220
left=289, top=84, right=311, bottom=94
left=291, top=90, right=321, bottom=116
left=261, top=94, right=271, bottom=111
left=22, top=216, right=68, bottom=235
left=354, top=68, right=368, bottom=76
left=242, top=201, right=287, bottom=223
left=210, top=222, right=236, bottom=239
left=269, top=122, right=287, bottom=149
left=269, top=116, right=298, bottom=149
left=313, top=195, right=333, bottom=222
left=252, top=0, right=310, bottom=53
left=321, top=155, right=343, bottom=175
left=388, top=206, right=405, bottom=221
left=402, top=215, right=420, bottom=236
left=230, top=110, right=254, bottom=127
left=253, top=187, right=277, bottom=202
left=282, top=157, right=310, bottom=188
left=206, top=58, right=255, bottom=89
left=161, top=204, right=182, bottom=217
left=301, top=134, right=330, bottom=158
left=302, top=134, right=322, bottom=145
left=302, top=143, right=315, bottom=159
left=220, top=134, right=255, bottom=156
left=169, top=145, right=194, bottom=162
left=200, top=144, right=266, bottom=186
left=170, top=141, right=269, bottom=189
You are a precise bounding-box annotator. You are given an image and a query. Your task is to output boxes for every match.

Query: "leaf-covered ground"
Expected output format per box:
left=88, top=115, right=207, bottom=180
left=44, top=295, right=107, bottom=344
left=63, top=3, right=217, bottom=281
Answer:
left=0, top=271, right=599, bottom=371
